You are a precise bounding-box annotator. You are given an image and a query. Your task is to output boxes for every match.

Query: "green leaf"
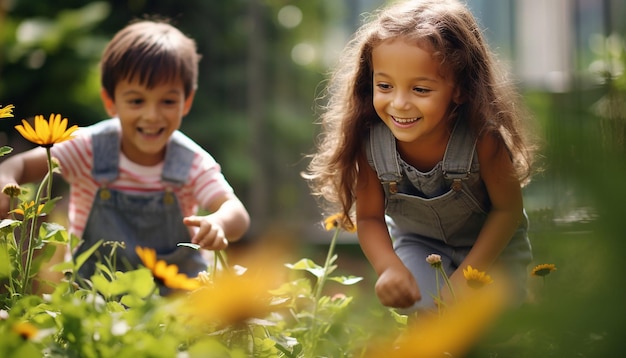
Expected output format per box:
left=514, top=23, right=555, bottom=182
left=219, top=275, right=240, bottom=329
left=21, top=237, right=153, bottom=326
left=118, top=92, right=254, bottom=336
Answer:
left=0, top=146, right=12, bottom=157
left=40, top=221, right=69, bottom=244
left=74, top=239, right=103, bottom=272
left=327, top=275, right=363, bottom=285
left=0, top=218, right=20, bottom=230
left=285, top=258, right=324, bottom=278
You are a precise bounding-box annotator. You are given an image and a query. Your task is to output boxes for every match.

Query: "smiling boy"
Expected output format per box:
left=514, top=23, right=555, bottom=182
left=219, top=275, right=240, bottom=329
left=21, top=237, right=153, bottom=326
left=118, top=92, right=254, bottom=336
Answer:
left=0, top=20, right=250, bottom=290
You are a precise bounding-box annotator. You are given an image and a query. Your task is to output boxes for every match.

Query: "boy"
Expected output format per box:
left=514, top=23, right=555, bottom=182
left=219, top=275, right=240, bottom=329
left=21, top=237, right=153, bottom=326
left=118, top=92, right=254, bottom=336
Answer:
left=0, top=20, right=250, bottom=286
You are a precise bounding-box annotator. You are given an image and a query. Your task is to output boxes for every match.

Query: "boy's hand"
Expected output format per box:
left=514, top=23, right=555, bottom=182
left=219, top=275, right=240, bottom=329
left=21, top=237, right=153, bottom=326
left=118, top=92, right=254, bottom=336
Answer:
left=375, top=263, right=421, bottom=308
left=183, top=215, right=229, bottom=250
left=0, top=193, right=9, bottom=219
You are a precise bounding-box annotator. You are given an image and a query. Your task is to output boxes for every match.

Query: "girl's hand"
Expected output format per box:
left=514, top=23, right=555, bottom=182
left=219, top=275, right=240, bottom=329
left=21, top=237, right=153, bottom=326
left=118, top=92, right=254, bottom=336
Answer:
left=183, top=215, right=229, bottom=250
left=375, top=264, right=421, bottom=308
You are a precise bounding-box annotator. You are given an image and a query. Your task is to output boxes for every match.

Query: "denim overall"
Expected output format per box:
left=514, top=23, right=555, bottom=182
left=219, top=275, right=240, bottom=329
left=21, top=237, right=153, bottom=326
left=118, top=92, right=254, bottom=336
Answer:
left=74, top=119, right=207, bottom=293
left=367, top=120, right=532, bottom=311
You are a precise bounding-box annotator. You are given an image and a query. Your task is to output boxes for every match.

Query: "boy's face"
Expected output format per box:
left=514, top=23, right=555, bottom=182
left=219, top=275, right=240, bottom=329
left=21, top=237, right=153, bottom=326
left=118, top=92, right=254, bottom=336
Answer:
left=101, top=79, right=195, bottom=166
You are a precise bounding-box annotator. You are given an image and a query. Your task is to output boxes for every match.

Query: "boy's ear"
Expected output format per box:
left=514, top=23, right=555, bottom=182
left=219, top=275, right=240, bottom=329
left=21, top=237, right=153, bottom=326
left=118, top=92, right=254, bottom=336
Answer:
left=182, top=90, right=196, bottom=116
left=100, top=88, right=117, bottom=117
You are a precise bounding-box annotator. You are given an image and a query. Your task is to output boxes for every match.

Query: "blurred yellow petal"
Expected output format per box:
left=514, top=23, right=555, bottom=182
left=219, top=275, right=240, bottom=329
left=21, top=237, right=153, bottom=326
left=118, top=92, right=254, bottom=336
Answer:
left=366, top=281, right=508, bottom=358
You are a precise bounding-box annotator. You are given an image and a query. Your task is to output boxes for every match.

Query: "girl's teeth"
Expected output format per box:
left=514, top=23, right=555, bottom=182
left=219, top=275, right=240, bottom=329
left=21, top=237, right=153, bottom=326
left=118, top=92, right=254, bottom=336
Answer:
left=394, top=117, right=417, bottom=123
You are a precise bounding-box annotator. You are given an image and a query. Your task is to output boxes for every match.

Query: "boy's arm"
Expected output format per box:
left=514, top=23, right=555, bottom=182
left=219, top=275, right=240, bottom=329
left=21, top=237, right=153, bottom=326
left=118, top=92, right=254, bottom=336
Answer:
left=183, top=192, right=250, bottom=250
left=0, top=147, right=50, bottom=218
left=356, top=154, right=420, bottom=308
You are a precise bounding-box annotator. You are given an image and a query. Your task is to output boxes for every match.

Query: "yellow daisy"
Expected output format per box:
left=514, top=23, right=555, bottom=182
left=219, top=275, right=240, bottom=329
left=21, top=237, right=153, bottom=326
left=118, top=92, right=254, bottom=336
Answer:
left=12, top=321, right=38, bottom=340
left=0, top=104, right=15, bottom=118
left=15, top=113, right=78, bottom=147
left=10, top=200, right=44, bottom=217
left=324, top=212, right=356, bottom=232
left=463, top=265, right=494, bottom=289
left=135, top=246, right=201, bottom=291
left=531, top=263, right=557, bottom=277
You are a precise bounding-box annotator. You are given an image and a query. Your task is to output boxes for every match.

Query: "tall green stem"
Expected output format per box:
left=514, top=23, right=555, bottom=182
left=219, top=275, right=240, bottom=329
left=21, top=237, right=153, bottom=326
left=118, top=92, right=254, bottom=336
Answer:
left=306, top=227, right=340, bottom=357
left=21, top=148, right=53, bottom=294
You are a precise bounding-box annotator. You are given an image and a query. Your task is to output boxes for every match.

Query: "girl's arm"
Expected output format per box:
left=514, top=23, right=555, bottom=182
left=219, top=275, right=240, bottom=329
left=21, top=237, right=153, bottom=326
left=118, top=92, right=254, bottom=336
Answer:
left=356, top=154, right=420, bottom=308
left=453, top=133, right=524, bottom=282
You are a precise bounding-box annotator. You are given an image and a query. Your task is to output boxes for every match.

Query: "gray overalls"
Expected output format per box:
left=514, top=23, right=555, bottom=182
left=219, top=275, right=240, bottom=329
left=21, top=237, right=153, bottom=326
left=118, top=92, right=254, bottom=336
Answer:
left=367, top=120, right=532, bottom=311
left=73, top=119, right=207, bottom=294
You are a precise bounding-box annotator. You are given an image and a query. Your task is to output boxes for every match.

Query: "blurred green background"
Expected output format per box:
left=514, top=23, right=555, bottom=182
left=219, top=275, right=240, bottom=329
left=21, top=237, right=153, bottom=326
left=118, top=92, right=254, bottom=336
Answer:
left=1, top=0, right=625, bottom=356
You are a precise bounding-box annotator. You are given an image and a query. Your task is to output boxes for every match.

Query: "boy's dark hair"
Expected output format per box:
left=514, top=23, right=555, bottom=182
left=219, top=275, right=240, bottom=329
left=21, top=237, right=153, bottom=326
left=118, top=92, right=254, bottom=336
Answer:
left=100, top=20, right=200, bottom=99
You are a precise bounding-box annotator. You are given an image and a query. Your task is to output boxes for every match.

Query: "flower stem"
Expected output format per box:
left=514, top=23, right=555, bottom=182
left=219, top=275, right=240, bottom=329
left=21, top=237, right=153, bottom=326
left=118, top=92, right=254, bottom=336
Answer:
left=21, top=148, right=53, bottom=294
left=306, top=226, right=340, bottom=357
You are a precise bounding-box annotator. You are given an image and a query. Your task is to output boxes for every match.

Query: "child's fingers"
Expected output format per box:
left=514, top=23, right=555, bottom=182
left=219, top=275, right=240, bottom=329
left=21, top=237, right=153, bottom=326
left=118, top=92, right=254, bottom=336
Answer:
left=182, top=215, right=202, bottom=227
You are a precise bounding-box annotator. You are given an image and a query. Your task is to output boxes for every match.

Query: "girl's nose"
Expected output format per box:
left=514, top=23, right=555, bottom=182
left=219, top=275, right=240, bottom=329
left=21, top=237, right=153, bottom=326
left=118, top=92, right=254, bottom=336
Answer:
left=391, top=91, right=412, bottom=110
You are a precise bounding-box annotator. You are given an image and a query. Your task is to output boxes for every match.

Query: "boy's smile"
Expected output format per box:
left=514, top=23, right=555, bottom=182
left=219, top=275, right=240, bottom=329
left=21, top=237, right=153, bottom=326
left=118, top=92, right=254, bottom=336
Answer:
left=101, top=78, right=195, bottom=166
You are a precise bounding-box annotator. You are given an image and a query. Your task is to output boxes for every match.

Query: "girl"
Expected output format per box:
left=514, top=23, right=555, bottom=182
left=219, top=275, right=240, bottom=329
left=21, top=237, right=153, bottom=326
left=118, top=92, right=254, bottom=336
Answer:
left=305, top=0, right=536, bottom=312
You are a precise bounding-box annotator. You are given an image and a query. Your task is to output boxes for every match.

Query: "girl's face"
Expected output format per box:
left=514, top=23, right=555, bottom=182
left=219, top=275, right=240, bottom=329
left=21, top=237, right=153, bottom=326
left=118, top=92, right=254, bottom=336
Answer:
left=372, top=38, right=459, bottom=147
left=101, top=78, right=195, bottom=166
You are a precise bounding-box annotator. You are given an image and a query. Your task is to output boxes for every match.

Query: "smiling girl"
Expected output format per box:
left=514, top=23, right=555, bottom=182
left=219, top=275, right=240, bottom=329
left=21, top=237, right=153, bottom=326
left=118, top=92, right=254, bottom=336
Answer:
left=304, top=0, right=537, bottom=312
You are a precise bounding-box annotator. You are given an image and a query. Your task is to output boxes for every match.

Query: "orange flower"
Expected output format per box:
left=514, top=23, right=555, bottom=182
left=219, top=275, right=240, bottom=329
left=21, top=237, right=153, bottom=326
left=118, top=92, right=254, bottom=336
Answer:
left=135, top=246, right=201, bottom=291
left=15, top=113, right=78, bottom=147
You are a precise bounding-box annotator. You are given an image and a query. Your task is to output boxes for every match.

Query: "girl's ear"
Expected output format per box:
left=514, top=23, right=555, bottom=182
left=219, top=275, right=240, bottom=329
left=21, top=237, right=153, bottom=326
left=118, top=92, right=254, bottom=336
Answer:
left=453, top=86, right=464, bottom=104
left=182, top=90, right=196, bottom=116
left=100, top=88, right=117, bottom=117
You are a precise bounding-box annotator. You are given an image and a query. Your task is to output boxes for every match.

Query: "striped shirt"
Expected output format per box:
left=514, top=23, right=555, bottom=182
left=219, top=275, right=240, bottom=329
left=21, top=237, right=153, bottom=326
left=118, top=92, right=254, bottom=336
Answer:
left=51, top=126, right=234, bottom=239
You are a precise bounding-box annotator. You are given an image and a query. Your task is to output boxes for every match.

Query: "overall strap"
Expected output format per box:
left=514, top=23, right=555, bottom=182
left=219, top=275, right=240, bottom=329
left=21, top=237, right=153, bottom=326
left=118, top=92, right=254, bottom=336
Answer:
left=91, top=119, right=121, bottom=184
left=161, top=131, right=196, bottom=187
left=441, top=119, right=477, bottom=190
left=369, top=123, right=402, bottom=194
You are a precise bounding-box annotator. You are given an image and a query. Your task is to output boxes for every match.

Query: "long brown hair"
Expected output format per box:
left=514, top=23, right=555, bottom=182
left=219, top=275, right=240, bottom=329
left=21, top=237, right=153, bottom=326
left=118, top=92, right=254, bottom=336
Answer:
left=304, top=0, right=537, bottom=228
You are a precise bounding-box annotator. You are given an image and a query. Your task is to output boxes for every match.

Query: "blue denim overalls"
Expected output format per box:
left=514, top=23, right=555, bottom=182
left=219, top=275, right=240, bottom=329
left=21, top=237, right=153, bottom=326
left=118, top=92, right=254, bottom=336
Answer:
left=367, top=119, right=532, bottom=311
left=73, top=119, right=207, bottom=293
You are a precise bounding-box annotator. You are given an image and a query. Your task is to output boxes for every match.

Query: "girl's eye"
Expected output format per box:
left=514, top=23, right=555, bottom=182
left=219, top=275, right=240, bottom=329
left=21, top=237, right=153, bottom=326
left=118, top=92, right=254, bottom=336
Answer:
left=376, top=83, right=392, bottom=90
left=413, top=87, right=431, bottom=94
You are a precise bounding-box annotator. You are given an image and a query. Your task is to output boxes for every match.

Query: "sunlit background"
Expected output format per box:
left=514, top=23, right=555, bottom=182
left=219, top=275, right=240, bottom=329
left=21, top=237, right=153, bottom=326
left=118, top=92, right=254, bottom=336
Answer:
left=1, top=0, right=625, bottom=355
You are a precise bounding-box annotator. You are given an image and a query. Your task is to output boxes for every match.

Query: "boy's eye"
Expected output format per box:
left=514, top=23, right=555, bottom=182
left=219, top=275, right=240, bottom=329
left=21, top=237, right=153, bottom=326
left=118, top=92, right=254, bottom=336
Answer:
left=128, top=98, right=144, bottom=105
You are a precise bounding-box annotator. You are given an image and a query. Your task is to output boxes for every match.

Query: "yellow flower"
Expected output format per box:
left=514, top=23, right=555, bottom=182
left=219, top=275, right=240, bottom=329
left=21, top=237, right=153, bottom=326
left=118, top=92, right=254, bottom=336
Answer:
left=135, top=246, right=201, bottom=291
left=2, top=184, right=22, bottom=198
left=10, top=200, right=44, bottom=217
left=15, top=113, right=78, bottom=147
left=324, top=212, right=356, bottom=232
left=463, top=265, right=493, bottom=289
left=12, top=321, right=38, bottom=340
left=0, top=104, right=15, bottom=118
left=531, top=263, right=557, bottom=277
